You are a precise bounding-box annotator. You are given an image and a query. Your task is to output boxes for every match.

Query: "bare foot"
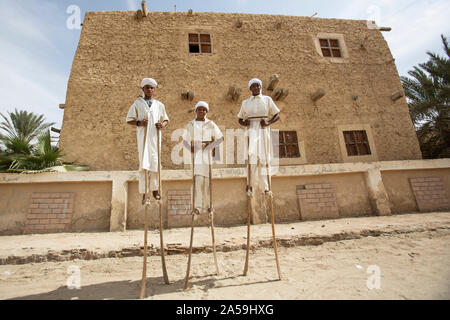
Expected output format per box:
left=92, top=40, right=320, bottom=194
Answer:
left=152, top=191, right=161, bottom=200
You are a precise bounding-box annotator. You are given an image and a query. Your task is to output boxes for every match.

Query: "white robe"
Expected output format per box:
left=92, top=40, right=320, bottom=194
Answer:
left=126, top=97, right=169, bottom=173
left=182, top=118, right=223, bottom=211
left=182, top=118, right=223, bottom=177
left=237, top=94, right=280, bottom=165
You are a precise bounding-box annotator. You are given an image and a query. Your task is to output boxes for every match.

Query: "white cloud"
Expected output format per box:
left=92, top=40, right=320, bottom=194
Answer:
left=379, top=1, right=450, bottom=76
left=0, top=1, right=67, bottom=129
left=335, top=0, right=450, bottom=76
left=0, top=1, right=61, bottom=54
left=0, top=61, right=61, bottom=119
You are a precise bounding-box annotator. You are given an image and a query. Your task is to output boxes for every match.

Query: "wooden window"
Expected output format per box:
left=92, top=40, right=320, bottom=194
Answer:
left=343, top=130, right=371, bottom=156
left=273, top=131, right=300, bottom=158
left=319, top=38, right=342, bottom=58
left=188, top=33, right=212, bottom=53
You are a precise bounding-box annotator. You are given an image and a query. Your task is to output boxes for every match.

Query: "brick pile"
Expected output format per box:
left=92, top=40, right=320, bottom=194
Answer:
left=409, top=177, right=449, bottom=212
left=167, top=190, right=192, bottom=227
left=296, top=183, right=339, bottom=220
left=24, top=192, right=75, bottom=234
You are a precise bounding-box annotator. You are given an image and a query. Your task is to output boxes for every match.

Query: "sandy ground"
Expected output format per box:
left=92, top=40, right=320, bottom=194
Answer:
left=0, top=212, right=449, bottom=300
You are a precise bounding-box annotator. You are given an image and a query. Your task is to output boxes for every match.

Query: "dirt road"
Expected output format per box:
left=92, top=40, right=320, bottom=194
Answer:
left=1, top=216, right=449, bottom=300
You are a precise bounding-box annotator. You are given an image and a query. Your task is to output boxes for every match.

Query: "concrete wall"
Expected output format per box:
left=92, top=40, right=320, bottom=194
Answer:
left=59, top=11, right=421, bottom=171
left=126, top=178, right=248, bottom=229
left=0, top=182, right=111, bottom=235
left=273, top=173, right=372, bottom=221
left=1, top=159, right=448, bottom=235
left=381, top=168, right=450, bottom=213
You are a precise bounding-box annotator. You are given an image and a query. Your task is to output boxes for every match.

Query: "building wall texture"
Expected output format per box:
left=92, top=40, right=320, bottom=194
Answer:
left=59, top=11, right=422, bottom=171
left=1, top=160, right=448, bottom=235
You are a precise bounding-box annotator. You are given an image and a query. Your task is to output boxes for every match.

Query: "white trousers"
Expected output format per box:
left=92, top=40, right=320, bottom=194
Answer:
left=138, top=170, right=159, bottom=194
left=193, top=175, right=210, bottom=211
left=249, top=163, right=270, bottom=192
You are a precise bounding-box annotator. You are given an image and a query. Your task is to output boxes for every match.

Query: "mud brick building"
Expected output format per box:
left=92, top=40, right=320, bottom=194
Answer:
left=59, top=10, right=422, bottom=170
left=1, top=6, right=449, bottom=235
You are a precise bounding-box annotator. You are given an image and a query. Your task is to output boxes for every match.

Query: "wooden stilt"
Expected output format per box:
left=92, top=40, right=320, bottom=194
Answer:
left=184, top=142, right=196, bottom=290
left=243, top=141, right=252, bottom=276
left=208, top=150, right=219, bottom=275
left=157, top=127, right=169, bottom=284
left=139, top=170, right=149, bottom=299
left=264, top=129, right=282, bottom=280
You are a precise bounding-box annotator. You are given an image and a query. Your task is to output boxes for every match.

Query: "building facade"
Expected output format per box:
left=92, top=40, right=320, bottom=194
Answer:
left=3, top=9, right=447, bottom=236
left=59, top=10, right=422, bottom=170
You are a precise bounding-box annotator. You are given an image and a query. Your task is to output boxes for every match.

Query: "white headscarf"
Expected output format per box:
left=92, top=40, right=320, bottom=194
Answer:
left=141, top=78, right=158, bottom=98
left=141, top=78, right=157, bottom=88
left=248, top=78, right=262, bottom=94
left=195, top=101, right=209, bottom=112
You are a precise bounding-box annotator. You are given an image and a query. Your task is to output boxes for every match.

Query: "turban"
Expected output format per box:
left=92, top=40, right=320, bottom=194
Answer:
left=195, top=101, right=209, bottom=112
left=248, top=78, right=262, bottom=89
left=141, top=78, right=158, bottom=88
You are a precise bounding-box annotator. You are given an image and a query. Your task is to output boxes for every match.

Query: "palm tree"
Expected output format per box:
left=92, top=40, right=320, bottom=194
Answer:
left=401, top=34, right=450, bottom=158
left=0, top=109, right=54, bottom=149
left=7, top=130, right=62, bottom=172
left=0, top=109, right=61, bottom=172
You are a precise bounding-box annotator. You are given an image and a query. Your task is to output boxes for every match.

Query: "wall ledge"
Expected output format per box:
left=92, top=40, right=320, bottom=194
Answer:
left=1, top=159, right=449, bottom=184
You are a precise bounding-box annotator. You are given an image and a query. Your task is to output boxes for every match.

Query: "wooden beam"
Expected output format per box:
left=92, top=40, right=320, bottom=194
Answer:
left=136, top=9, right=143, bottom=20
left=391, top=90, right=404, bottom=101
left=311, top=88, right=326, bottom=102
left=267, top=74, right=280, bottom=91
left=278, top=88, right=289, bottom=101
left=141, top=1, right=148, bottom=17
left=272, top=87, right=282, bottom=101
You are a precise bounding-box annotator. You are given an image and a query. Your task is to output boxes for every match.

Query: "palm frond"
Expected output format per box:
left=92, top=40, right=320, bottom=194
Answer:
left=402, top=34, right=450, bottom=159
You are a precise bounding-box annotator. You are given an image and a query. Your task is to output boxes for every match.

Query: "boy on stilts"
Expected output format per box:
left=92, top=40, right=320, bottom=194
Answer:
left=126, top=77, right=170, bottom=298
left=126, top=78, right=169, bottom=203
left=182, top=101, right=224, bottom=289
left=238, top=78, right=282, bottom=280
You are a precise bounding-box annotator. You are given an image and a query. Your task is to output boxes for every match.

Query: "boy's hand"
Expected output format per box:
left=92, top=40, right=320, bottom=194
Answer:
left=204, top=142, right=216, bottom=157
left=138, top=119, right=148, bottom=127
left=155, top=122, right=164, bottom=129
left=239, top=119, right=250, bottom=127
left=260, top=119, right=269, bottom=127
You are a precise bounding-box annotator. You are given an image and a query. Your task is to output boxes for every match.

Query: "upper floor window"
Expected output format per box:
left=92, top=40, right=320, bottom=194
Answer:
left=343, top=130, right=371, bottom=156
left=319, top=39, right=342, bottom=58
left=188, top=33, right=212, bottom=53
left=273, top=131, right=300, bottom=158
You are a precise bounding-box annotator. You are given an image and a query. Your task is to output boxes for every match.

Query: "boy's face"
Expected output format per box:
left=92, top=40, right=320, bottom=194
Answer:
left=250, top=83, right=261, bottom=96
left=143, top=85, right=155, bottom=98
left=196, top=106, right=208, bottom=120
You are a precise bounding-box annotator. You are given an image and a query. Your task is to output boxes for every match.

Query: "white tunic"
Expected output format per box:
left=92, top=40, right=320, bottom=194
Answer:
left=237, top=94, right=280, bottom=164
left=126, top=97, right=169, bottom=172
left=183, top=118, right=223, bottom=177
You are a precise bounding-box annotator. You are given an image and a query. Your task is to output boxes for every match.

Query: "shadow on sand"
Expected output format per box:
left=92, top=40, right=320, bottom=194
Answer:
left=8, top=274, right=279, bottom=300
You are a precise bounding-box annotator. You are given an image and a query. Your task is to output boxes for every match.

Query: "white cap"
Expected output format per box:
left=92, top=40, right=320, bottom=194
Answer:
left=248, top=78, right=262, bottom=88
left=141, top=78, right=158, bottom=88
left=195, top=101, right=209, bottom=112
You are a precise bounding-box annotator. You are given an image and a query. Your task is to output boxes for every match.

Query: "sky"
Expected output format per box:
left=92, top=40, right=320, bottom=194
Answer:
left=0, top=0, right=448, bottom=133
